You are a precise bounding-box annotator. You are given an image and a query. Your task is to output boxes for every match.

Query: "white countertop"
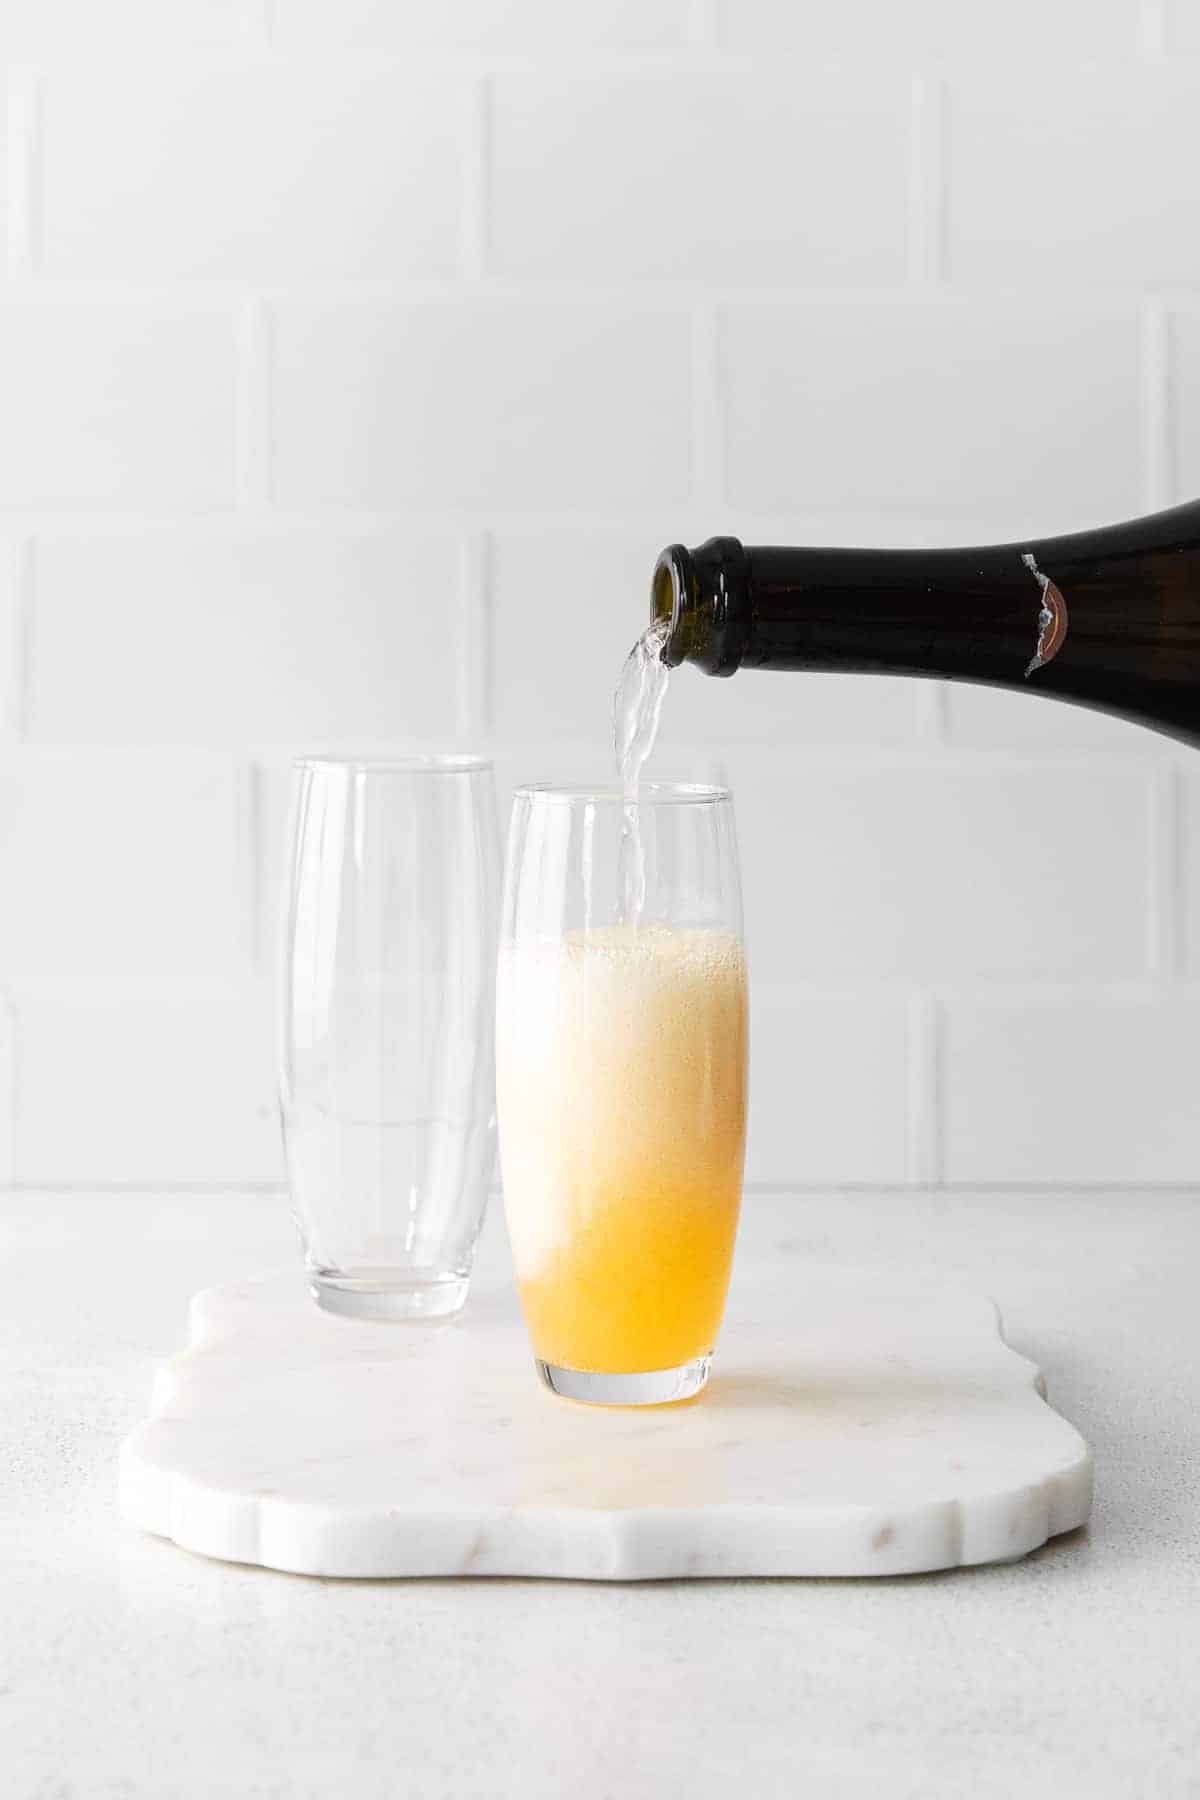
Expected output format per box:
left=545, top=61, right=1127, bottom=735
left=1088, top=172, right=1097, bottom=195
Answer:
left=4, top=1187, right=1198, bottom=1799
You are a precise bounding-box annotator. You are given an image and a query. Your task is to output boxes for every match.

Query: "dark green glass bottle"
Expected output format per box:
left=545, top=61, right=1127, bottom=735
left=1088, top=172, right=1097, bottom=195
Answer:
left=652, top=501, right=1200, bottom=747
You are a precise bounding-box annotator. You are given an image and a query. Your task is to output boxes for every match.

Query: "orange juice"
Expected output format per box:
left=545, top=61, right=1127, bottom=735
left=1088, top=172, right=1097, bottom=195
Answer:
left=496, top=925, right=747, bottom=1374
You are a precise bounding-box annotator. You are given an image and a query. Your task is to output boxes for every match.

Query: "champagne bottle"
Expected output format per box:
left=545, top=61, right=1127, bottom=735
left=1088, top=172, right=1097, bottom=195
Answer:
left=651, top=501, right=1200, bottom=747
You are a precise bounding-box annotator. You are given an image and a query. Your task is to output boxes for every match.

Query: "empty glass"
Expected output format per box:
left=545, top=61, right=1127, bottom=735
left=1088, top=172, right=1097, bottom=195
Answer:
left=280, top=756, right=499, bottom=1319
left=496, top=782, right=748, bottom=1404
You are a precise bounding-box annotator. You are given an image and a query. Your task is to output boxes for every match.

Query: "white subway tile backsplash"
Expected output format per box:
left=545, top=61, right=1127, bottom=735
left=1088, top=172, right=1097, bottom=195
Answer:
left=944, top=683, right=1168, bottom=753
left=491, top=529, right=660, bottom=740
left=0, top=304, right=236, bottom=509
left=271, top=303, right=692, bottom=509
left=274, top=0, right=690, bottom=48
left=0, top=7, right=1194, bottom=1192
left=723, top=303, right=1141, bottom=525
left=4, top=70, right=36, bottom=281
left=1173, top=769, right=1200, bottom=977
left=0, top=83, right=10, bottom=265
left=40, top=66, right=462, bottom=280
left=26, top=530, right=465, bottom=745
left=0, top=0, right=248, bottom=47
left=716, top=0, right=1137, bottom=56
left=10, top=977, right=280, bottom=1186
left=0, top=751, right=245, bottom=980
left=669, top=667, right=921, bottom=750
left=489, top=73, right=909, bottom=284
left=0, top=537, right=23, bottom=740
left=947, top=71, right=1200, bottom=285
left=0, top=990, right=13, bottom=1184
left=746, top=987, right=911, bottom=1185
left=944, top=992, right=1200, bottom=1183
left=729, top=753, right=1151, bottom=981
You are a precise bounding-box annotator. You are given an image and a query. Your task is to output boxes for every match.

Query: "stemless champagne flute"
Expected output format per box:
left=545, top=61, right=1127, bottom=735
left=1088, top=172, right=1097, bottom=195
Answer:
left=280, top=755, right=499, bottom=1320
left=496, top=782, right=748, bottom=1404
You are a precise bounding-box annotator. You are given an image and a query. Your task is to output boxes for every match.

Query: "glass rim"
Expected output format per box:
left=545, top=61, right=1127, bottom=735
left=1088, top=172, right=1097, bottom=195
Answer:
left=514, top=780, right=731, bottom=807
left=292, top=752, right=492, bottom=775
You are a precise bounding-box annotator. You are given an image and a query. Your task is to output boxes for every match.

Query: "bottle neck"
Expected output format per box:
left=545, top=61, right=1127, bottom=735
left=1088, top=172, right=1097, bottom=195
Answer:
left=737, top=541, right=1066, bottom=682
left=652, top=503, right=1200, bottom=741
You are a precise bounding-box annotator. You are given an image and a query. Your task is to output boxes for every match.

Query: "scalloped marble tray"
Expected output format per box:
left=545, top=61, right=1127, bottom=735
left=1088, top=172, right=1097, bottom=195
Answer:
left=119, top=1265, right=1092, bottom=1580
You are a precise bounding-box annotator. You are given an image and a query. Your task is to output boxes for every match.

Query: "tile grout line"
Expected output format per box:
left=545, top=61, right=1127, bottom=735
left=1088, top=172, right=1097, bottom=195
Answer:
left=908, top=73, right=948, bottom=288
left=906, top=989, right=943, bottom=1188
left=234, top=298, right=272, bottom=510
left=5, top=65, right=40, bottom=279
left=1140, top=299, right=1171, bottom=511
left=459, top=79, right=490, bottom=284
left=1147, top=760, right=1183, bottom=981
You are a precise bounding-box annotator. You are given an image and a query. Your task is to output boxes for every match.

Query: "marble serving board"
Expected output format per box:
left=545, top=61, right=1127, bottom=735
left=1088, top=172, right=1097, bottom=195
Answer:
left=119, top=1265, right=1092, bottom=1581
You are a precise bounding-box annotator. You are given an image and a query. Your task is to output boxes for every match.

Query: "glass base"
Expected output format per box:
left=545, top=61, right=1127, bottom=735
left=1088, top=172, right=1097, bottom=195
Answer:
left=311, top=1273, right=469, bottom=1321
left=535, top=1354, right=711, bottom=1406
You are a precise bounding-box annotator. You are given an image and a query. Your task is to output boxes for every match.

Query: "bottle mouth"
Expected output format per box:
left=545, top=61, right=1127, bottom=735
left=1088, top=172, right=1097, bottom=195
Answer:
left=651, top=546, right=691, bottom=668
left=650, top=537, right=749, bottom=676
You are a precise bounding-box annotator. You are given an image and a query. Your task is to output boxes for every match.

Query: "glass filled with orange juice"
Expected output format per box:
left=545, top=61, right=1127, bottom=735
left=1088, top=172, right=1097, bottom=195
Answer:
left=496, top=783, right=747, bottom=1405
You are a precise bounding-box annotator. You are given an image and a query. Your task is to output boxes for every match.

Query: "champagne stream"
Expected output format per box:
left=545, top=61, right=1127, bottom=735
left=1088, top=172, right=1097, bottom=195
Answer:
left=613, top=617, right=671, bottom=924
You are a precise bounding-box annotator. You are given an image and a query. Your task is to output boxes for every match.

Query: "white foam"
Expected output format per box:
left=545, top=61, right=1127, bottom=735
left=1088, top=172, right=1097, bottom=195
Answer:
left=496, top=927, right=747, bottom=1278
